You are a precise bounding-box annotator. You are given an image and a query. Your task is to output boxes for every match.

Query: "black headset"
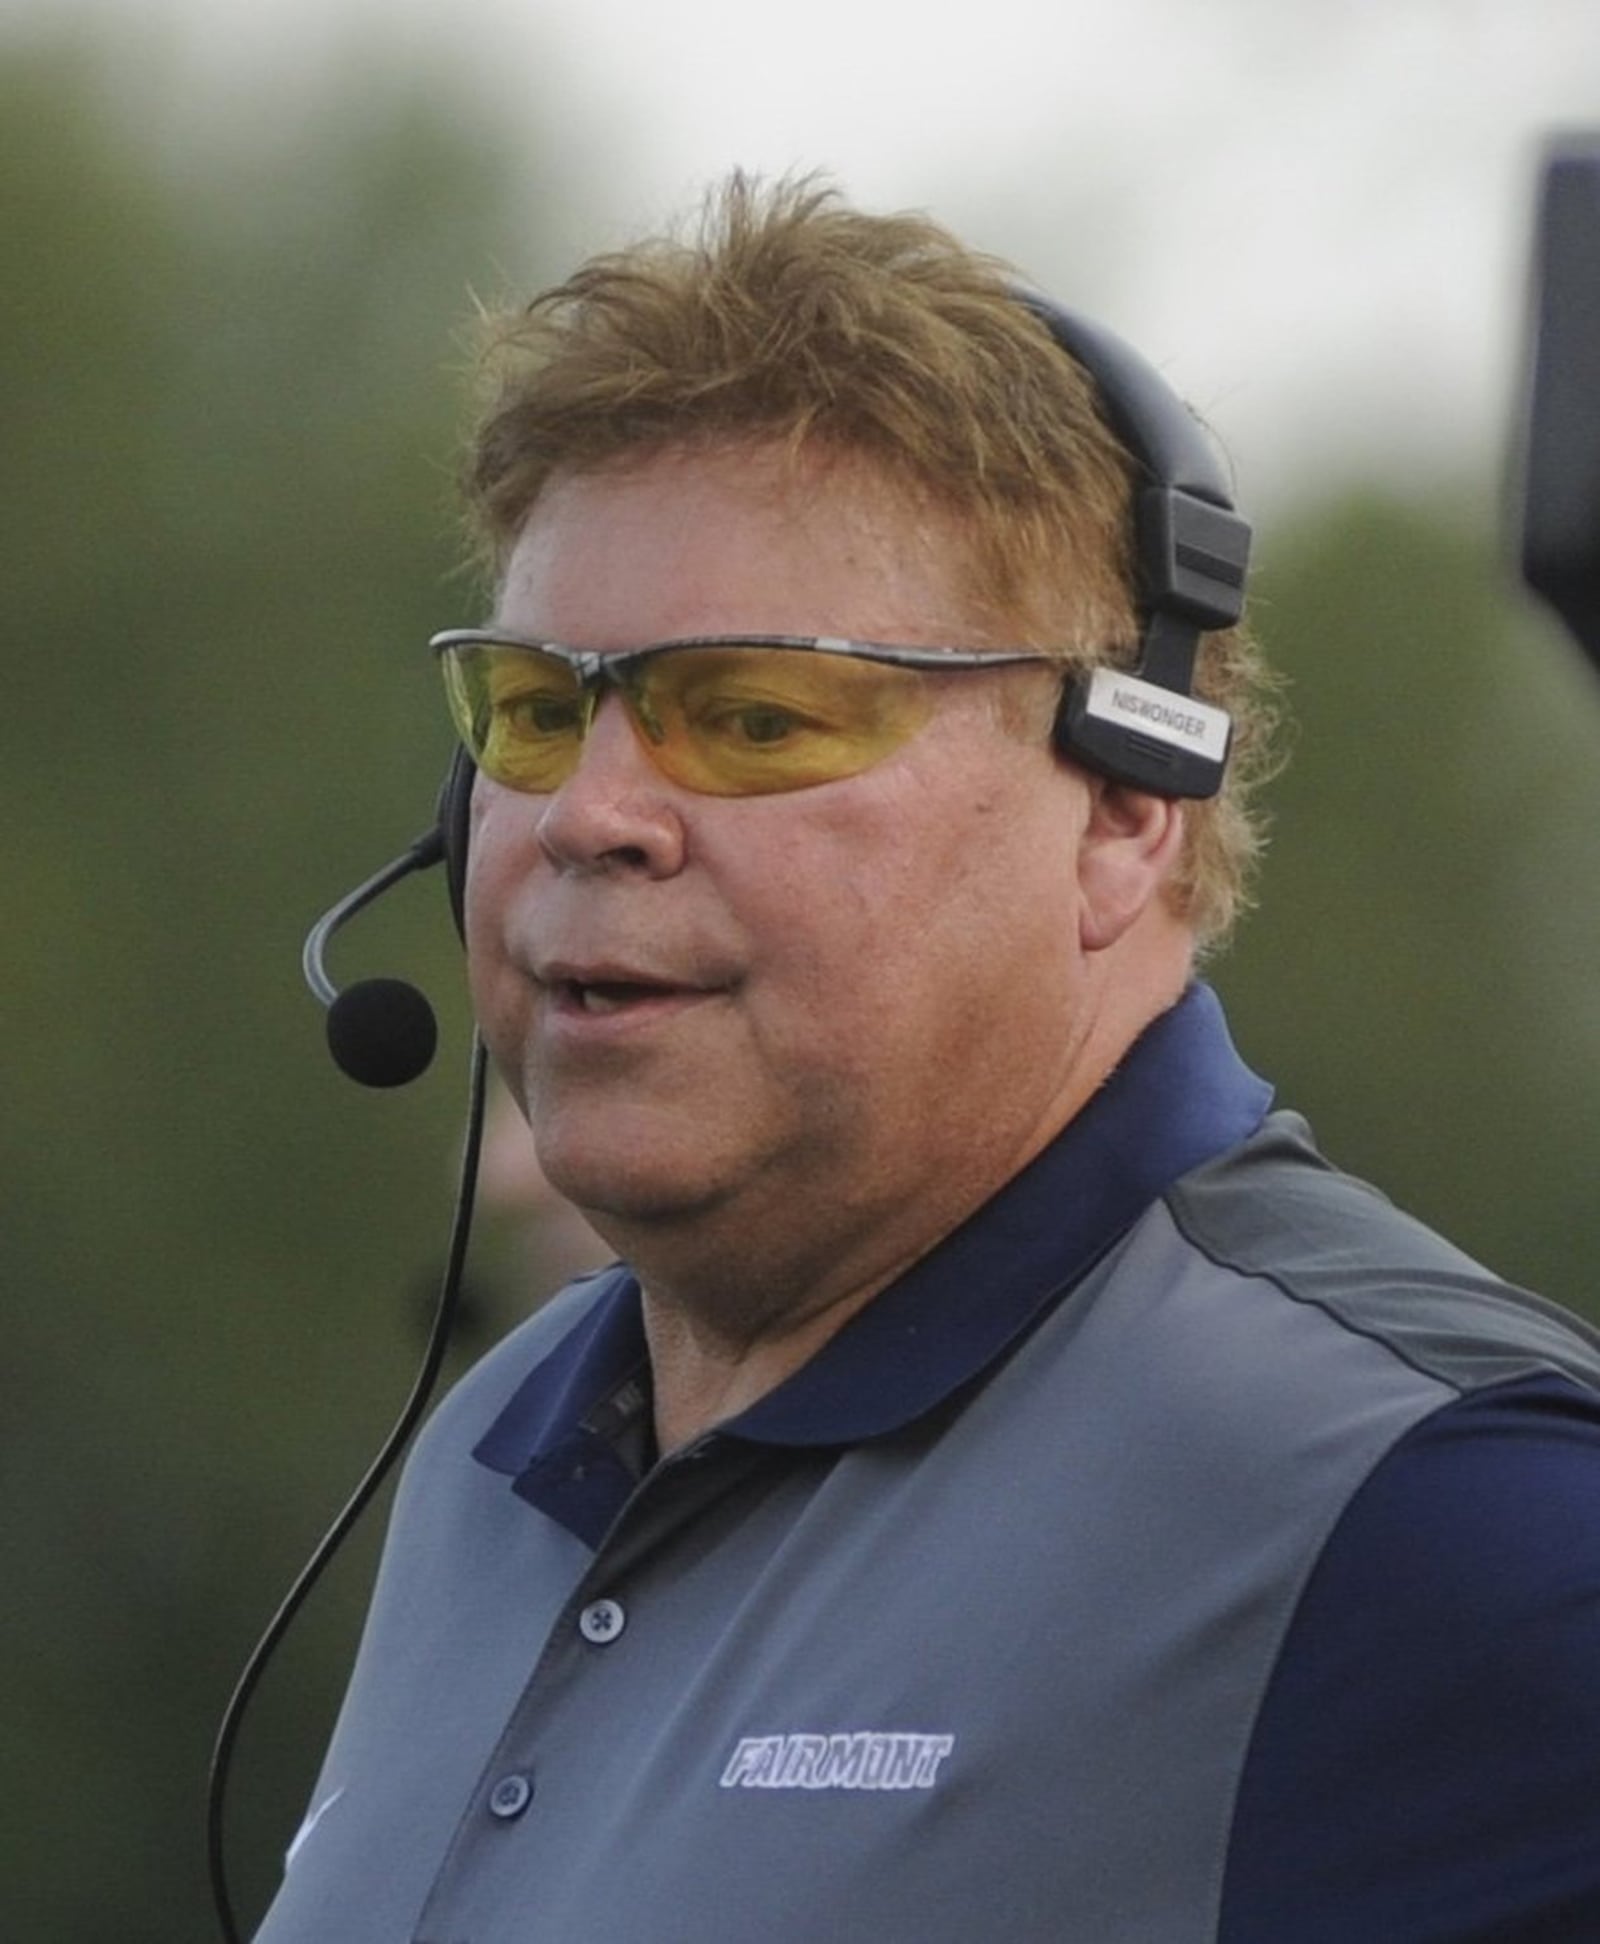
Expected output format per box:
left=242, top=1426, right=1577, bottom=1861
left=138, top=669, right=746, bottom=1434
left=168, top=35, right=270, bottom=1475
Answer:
left=1024, top=295, right=1249, bottom=796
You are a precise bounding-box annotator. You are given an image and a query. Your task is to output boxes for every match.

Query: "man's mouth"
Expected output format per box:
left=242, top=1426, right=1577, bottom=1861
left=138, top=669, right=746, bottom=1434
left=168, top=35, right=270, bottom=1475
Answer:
left=535, top=955, right=737, bottom=1026
left=560, top=978, right=683, bottom=1015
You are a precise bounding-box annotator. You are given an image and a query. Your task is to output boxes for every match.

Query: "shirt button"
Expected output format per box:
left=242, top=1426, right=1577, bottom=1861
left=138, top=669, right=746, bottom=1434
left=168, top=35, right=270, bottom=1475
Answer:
left=488, top=1773, right=533, bottom=1820
left=578, top=1597, right=627, bottom=1644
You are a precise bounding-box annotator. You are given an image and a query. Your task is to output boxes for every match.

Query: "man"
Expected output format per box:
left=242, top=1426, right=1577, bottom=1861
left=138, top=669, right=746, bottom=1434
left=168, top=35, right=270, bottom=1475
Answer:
left=261, top=178, right=1600, bottom=1940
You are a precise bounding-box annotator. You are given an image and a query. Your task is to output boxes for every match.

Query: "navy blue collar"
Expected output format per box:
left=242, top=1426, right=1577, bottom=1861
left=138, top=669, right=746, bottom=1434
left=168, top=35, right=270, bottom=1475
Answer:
left=474, top=982, right=1271, bottom=1540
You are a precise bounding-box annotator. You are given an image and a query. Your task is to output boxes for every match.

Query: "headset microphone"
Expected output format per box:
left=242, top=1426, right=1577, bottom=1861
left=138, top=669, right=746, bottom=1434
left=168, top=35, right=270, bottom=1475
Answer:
left=302, top=827, right=446, bottom=1085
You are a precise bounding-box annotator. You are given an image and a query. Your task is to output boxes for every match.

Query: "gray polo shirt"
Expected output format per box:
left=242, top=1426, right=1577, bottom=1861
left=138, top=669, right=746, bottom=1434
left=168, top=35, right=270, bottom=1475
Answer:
left=256, top=985, right=1600, bottom=1941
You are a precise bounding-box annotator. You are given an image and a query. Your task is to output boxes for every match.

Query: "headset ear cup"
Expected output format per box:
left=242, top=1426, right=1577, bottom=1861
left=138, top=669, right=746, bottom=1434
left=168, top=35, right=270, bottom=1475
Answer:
left=1016, top=293, right=1248, bottom=800
left=1052, top=668, right=1229, bottom=799
left=435, top=748, right=476, bottom=941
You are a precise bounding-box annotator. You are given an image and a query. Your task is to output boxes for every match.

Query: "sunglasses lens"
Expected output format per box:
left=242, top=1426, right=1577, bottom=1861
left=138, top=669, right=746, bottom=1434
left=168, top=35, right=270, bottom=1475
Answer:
left=439, top=641, right=938, bottom=796
left=640, top=647, right=934, bottom=795
left=440, top=644, right=588, bottom=791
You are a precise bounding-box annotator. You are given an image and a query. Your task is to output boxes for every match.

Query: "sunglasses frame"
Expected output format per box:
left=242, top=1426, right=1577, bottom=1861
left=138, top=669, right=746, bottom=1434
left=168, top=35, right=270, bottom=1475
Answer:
left=430, top=627, right=1061, bottom=686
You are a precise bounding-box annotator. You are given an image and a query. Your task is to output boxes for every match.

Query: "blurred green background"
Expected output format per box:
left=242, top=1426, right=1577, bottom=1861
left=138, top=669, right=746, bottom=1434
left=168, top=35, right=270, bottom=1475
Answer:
left=6, top=20, right=1600, bottom=1943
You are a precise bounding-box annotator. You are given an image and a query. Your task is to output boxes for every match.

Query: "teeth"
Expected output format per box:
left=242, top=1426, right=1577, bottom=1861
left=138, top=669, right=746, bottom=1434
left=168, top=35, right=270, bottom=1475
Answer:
left=572, top=980, right=666, bottom=1013
left=580, top=986, right=629, bottom=1014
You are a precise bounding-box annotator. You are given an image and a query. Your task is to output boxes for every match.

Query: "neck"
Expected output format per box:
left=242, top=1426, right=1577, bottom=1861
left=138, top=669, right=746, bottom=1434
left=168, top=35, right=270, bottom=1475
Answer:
left=615, top=1187, right=967, bottom=1451
left=640, top=1280, right=888, bottom=1453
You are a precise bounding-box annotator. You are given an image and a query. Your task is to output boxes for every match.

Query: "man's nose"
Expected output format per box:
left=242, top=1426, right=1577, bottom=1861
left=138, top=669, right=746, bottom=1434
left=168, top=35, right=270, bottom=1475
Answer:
left=532, top=690, right=688, bottom=878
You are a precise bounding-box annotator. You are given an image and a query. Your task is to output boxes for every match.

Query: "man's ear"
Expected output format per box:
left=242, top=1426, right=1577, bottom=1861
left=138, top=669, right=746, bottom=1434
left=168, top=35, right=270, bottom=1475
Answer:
left=1076, top=781, right=1186, bottom=953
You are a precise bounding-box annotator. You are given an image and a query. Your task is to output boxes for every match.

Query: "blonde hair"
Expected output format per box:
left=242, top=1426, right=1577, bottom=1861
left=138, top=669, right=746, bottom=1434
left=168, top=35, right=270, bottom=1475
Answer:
left=462, top=173, right=1280, bottom=948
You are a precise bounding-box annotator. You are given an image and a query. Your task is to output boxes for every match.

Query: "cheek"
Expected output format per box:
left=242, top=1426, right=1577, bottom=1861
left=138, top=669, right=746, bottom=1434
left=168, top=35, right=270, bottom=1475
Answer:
left=464, top=779, right=542, bottom=923
left=745, top=784, right=1064, bottom=1057
left=865, top=774, right=1083, bottom=1014
left=461, top=797, right=541, bottom=1047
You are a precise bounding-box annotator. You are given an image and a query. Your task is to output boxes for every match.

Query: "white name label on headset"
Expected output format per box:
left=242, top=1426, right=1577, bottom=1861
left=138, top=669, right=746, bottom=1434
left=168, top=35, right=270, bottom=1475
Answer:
left=1084, top=668, right=1231, bottom=760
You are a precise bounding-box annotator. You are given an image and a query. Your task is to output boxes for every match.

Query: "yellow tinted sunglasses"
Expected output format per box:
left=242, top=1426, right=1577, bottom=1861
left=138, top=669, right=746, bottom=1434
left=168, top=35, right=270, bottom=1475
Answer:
left=432, top=630, right=1060, bottom=798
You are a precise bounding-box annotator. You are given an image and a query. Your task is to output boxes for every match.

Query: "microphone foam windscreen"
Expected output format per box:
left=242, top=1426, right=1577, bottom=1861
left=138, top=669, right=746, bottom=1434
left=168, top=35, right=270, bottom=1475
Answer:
left=326, top=978, right=439, bottom=1088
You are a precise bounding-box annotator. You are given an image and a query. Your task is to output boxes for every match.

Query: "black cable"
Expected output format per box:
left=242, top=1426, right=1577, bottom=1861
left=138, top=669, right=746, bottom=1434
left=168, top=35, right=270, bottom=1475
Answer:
left=206, top=1033, right=489, bottom=1942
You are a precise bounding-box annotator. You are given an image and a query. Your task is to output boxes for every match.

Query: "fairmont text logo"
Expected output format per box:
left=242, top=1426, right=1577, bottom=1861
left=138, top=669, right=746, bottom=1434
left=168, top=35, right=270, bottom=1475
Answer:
left=720, top=1732, right=955, bottom=1792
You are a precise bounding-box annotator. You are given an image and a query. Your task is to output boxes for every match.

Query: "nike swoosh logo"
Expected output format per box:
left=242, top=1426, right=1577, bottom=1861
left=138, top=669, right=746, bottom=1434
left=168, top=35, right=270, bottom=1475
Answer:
left=285, top=1786, right=345, bottom=1870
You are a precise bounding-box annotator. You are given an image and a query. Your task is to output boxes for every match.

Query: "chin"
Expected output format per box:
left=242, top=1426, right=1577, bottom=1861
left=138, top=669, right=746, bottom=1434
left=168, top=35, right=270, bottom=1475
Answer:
left=535, top=1126, right=728, bottom=1233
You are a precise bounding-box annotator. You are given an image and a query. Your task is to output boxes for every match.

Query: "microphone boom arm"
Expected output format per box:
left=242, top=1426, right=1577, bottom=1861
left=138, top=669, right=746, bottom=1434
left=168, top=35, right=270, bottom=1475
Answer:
left=301, top=827, right=446, bottom=1008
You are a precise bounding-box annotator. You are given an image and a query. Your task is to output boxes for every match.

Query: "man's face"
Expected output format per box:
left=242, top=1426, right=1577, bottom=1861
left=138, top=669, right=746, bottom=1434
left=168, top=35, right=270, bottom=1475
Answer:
left=466, top=443, right=1104, bottom=1313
